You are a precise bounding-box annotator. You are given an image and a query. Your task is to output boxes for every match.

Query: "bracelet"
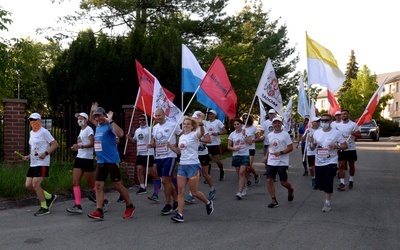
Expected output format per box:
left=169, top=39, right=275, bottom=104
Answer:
left=280, top=151, right=284, bottom=155
left=81, top=145, right=84, bottom=149
left=199, top=124, right=204, bottom=126
left=45, top=151, right=49, bottom=156
left=110, top=121, right=114, bottom=125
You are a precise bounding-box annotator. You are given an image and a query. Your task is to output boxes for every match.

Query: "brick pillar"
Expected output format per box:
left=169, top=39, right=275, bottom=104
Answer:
left=122, top=104, right=145, bottom=185
left=2, top=98, right=28, bottom=163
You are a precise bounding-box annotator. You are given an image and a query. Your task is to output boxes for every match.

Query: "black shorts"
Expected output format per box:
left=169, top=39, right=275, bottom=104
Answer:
left=249, top=149, right=255, bottom=156
left=307, top=155, right=316, bottom=167
left=266, top=165, right=288, bottom=182
left=199, top=154, right=211, bottom=167
left=315, top=164, right=337, bottom=193
left=95, top=163, right=122, bottom=182
left=27, top=166, right=49, bottom=178
left=73, top=158, right=95, bottom=172
left=207, top=145, right=222, bottom=156
left=136, top=155, right=155, bottom=168
left=338, top=150, right=358, bottom=162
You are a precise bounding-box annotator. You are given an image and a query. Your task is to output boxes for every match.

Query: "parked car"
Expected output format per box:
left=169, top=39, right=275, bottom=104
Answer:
left=359, top=119, right=380, bottom=141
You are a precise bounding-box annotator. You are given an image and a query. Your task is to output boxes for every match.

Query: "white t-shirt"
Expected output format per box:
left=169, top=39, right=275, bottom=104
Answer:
left=243, top=125, right=257, bottom=150
left=262, top=119, right=274, bottom=145
left=197, top=126, right=209, bottom=156
left=153, top=121, right=182, bottom=159
left=304, top=127, right=321, bottom=156
left=335, top=120, right=359, bottom=151
left=313, top=128, right=346, bottom=166
left=228, top=130, right=249, bottom=156
left=77, top=126, right=94, bottom=159
left=206, top=119, right=225, bottom=145
left=178, top=131, right=200, bottom=165
left=134, top=125, right=154, bottom=156
left=267, top=130, right=292, bottom=166
left=330, top=121, right=341, bottom=130
left=29, top=127, right=55, bottom=167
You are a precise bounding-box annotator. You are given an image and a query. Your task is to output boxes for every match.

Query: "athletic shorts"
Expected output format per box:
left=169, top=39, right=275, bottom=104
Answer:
left=177, top=164, right=201, bottom=179
left=73, top=157, right=95, bottom=172
left=95, top=163, right=122, bottom=182
left=199, top=154, right=211, bottom=167
left=338, top=150, right=358, bottom=162
left=136, top=155, right=155, bottom=168
left=27, top=166, right=49, bottom=178
left=249, top=149, right=255, bottom=156
left=156, top=157, right=177, bottom=177
left=307, top=155, right=316, bottom=167
left=315, top=164, right=337, bottom=193
left=231, top=155, right=250, bottom=167
left=207, top=145, right=222, bottom=156
left=266, top=165, right=288, bottom=182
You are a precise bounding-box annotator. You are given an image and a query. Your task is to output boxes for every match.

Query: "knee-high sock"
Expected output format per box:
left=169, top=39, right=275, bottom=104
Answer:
left=153, top=179, right=161, bottom=195
left=73, top=186, right=81, bottom=205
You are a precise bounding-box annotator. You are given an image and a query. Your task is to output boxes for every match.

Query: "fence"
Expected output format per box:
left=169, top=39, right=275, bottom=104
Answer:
left=20, top=104, right=125, bottom=163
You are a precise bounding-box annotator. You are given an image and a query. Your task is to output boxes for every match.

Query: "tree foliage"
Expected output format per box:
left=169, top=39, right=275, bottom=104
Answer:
left=338, top=49, right=358, bottom=96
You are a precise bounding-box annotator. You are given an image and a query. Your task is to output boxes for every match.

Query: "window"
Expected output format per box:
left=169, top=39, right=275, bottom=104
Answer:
left=396, top=102, right=399, bottom=112
left=321, top=100, right=325, bottom=109
left=396, top=82, right=399, bottom=92
left=388, top=103, right=391, bottom=112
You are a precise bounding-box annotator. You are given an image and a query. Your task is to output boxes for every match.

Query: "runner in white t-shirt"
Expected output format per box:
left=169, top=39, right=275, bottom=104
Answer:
left=262, top=117, right=294, bottom=209
left=309, top=113, right=348, bottom=213
left=301, top=116, right=321, bottom=189
left=242, top=113, right=260, bottom=186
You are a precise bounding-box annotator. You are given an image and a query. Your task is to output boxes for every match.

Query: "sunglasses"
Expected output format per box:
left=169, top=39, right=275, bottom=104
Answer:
left=139, top=119, right=146, bottom=121
left=29, top=118, right=38, bottom=121
left=320, top=119, right=330, bottom=123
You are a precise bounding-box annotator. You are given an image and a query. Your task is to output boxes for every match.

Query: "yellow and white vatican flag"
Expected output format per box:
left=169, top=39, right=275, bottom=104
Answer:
left=306, top=33, right=345, bottom=92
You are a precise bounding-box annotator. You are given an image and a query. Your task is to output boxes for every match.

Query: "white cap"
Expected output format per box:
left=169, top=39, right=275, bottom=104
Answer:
left=268, top=109, right=276, bottom=114
left=75, top=112, right=89, bottom=120
left=192, top=111, right=204, bottom=118
left=207, top=110, right=217, bottom=115
left=272, top=117, right=282, bottom=122
left=29, top=113, right=41, bottom=119
left=311, top=116, right=321, bottom=122
left=334, top=111, right=342, bottom=116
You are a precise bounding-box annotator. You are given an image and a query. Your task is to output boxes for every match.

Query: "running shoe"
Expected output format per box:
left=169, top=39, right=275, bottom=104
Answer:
left=246, top=181, right=252, bottom=187
left=303, top=170, right=309, bottom=176
left=288, top=188, right=294, bottom=202
left=235, top=192, right=243, bottom=200
left=34, top=207, right=50, bottom=216
left=87, top=209, right=104, bottom=220
left=322, top=203, right=331, bottom=212
left=46, top=194, right=58, bottom=209
left=337, top=183, right=346, bottom=191
left=268, top=201, right=279, bottom=208
left=241, top=186, right=247, bottom=196
left=255, top=174, right=260, bottom=184
left=171, top=213, right=184, bottom=222
left=103, top=199, right=110, bottom=212
left=349, top=181, right=354, bottom=189
left=117, top=195, right=125, bottom=203
left=311, top=179, right=316, bottom=189
left=88, top=194, right=96, bottom=203
left=204, top=180, right=209, bottom=184
left=206, top=200, right=214, bottom=215
left=66, top=205, right=83, bottom=214
left=161, top=204, right=173, bottom=215
left=123, top=205, right=135, bottom=219
left=208, top=189, right=216, bottom=201
left=148, top=193, right=159, bottom=202
left=219, top=170, right=225, bottom=181
left=184, top=195, right=195, bottom=203
left=136, top=187, right=147, bottom=195
left=172, top=202, right=178, bottom=211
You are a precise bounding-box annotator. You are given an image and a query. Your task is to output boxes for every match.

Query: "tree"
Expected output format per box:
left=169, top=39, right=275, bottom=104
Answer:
left=338, top=65, right=391, bottom=120
left=338, top=49, right=359, bottom=97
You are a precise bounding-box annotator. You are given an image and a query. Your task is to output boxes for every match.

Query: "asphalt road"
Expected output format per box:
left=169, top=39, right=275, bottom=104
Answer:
left=1, top=138, right=400, bottom=250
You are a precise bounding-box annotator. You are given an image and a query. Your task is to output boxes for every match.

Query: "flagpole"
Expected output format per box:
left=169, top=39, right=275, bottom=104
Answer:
left=123, top=89, right=140, bottom=155
left=167, top=84, right=202, bottom=142
left=245, top=93, right=258, bottom=125
left=140, top=96, right=151, bottom=188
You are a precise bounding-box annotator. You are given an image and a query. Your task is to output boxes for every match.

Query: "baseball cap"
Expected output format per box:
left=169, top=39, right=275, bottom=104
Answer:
left=75, top=112, right=88, bottom=120
left=242, top=113, right=248, bottom=117
left=93, top=107, right=107, bottom=115
left=272, top=117, right=282, bottom=122
left=311, top=116, right=321, bottom=122
left=268, top=109, right=276, bottom=114
left=207, top=110, right=217, bottom=115
left=334, top=111, right=342, bottom=116
left=305, top=115, right=310, bottom=120
left=29, top=113, right=41, bottom=120
left=192, top=111, right=204, bottom=118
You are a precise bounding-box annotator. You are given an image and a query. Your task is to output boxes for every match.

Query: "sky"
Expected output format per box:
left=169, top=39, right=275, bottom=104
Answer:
left=1, top=0, right=399, bottom=75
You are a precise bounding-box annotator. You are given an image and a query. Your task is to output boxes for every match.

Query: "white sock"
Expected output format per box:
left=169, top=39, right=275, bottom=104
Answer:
left=325, top=200, right=331, bottom=206
left=349, top=176, right=354, bottom=182
left=140, top=184, right=145, bottom=188
left=340, top=178, right=345, bottom=184
left=210, top=187, right=214, bottom=191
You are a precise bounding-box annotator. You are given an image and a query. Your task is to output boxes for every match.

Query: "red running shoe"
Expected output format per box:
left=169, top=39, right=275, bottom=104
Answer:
left=123, top=205, right=135, bottom=219
left=87, top=209, right=104, bottom=220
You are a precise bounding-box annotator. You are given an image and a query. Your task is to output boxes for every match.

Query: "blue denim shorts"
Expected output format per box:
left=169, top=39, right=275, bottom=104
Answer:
left=177, top=164, right=201, bottom=178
